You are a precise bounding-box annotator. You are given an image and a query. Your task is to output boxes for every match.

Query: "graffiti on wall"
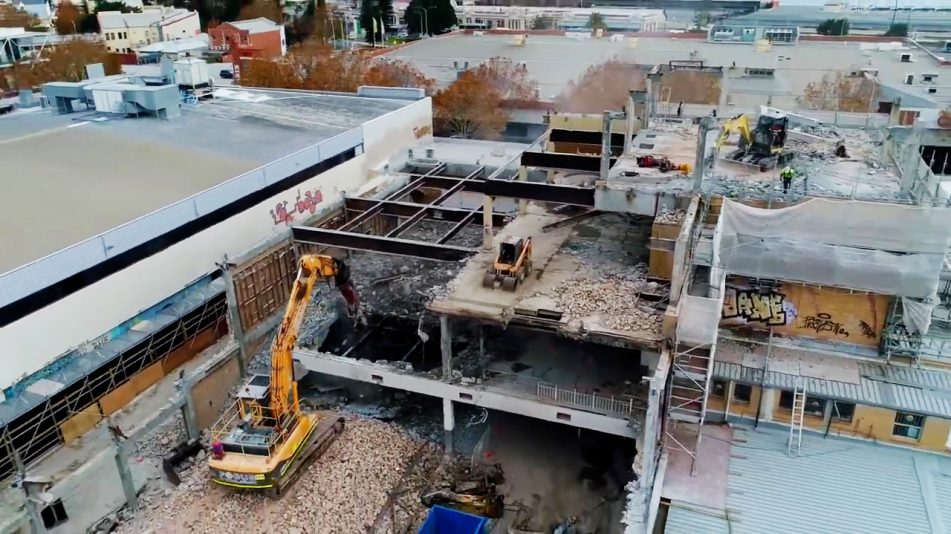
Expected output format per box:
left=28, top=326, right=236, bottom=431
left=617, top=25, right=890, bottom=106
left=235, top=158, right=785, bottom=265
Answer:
left=270, top=187, right=324, bottom=226
left=799, top=313, right=849, bottom=339
left=722, top=287, right=792, bottom=326
left=720, top=277, right=889, bottom=347
left=413, top=125, right=433, bottom=139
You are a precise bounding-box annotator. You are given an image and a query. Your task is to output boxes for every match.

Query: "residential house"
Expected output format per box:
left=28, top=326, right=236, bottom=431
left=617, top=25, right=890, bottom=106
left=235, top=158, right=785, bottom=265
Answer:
left=98, top=7, right=199, bottom=54
left=209, top=18, right=286, bottom=59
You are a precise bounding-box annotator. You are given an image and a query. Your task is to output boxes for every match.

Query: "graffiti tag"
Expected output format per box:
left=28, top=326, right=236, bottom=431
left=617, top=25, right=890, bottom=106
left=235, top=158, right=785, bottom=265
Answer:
left=270, top=187, right=324, bottom=226
left=413, top=125, right=433, bottom=139
left=858, top=320, right=877, bottom=340
left=799, top=313, right=849, bottom=338
left=722, top=287, right=788, bottom=326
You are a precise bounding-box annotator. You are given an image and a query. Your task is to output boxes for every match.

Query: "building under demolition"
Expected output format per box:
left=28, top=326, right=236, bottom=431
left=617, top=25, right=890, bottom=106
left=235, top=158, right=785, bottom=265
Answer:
left=2, top=65, right=951, bottom=533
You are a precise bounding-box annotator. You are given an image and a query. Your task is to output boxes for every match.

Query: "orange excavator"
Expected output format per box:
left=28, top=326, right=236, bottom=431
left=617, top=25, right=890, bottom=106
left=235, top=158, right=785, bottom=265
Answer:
left=208, top=254, right=358, bottom=495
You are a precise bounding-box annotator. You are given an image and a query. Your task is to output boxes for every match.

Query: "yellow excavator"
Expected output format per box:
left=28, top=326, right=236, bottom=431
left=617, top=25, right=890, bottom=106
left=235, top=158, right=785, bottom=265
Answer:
left=208, top=254, right=359, bottom=495
left=715, top=106, right=794, bottom=171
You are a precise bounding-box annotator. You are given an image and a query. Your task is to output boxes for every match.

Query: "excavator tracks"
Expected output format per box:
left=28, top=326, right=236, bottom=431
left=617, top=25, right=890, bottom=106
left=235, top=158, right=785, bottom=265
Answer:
left=269, top=414, right=346, bottom=497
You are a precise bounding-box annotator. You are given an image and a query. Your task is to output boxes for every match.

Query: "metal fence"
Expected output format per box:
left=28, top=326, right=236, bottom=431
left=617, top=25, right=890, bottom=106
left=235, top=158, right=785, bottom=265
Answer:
left=0, top=128, right=364, bottom=309
left=537, top=383, right=641, bottom=418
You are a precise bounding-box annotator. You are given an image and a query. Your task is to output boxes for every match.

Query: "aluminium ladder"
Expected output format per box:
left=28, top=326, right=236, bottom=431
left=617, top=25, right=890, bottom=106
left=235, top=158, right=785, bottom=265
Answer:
left=787, top=377, right=806, bottom=456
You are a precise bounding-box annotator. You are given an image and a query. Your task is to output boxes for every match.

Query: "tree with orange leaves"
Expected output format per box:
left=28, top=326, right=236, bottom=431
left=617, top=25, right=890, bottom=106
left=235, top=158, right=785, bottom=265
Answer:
left=238, top=0, right=282, bottom=23
left=0, top=4, right=43, bottom=29
left=364, top=59, right=434, bottom=94
left=239, top=57, right=302, bottom=89
left=54, top=0, right=83, bottom=34
left=14, top=37, right=120, bottom=88
left=557, top=58, right=645, bottom=113
left=471, top=57, right=537, bottom=103
left=433, top=70, right=508, bottom=139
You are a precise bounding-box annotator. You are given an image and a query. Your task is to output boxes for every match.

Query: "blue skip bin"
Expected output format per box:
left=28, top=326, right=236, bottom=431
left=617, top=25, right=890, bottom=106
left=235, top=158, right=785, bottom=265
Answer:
left=419, top=505, right=489, bottom=534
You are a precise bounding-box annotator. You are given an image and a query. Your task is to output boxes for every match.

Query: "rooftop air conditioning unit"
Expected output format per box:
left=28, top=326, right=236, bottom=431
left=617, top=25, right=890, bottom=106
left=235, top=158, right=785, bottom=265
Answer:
left=904, top=73, right=915, bottom=85
left=928, top=87, right=938, bottom=95
left=900, top=52, right=912, bottom=63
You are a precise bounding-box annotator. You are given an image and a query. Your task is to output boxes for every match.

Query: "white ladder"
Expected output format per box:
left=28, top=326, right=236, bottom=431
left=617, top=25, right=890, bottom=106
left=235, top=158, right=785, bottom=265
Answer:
left=787, top=377, right=806, bottom=456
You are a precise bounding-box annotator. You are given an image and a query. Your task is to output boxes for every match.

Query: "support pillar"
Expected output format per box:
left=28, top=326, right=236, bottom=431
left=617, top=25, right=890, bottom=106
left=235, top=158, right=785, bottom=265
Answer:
left=759, top=388, right=777, bottom=423
left=693, top=117, right=716, bottom=192
left=221, top=255, right=247, bottom=377
left=179, top=380, right=200, bottom=440
left=443, top=398, right=455, bottom=456
left=482, top=195, right=494, bottom=251
left=600, top=110, right=613, bottom=182
left=478, top=324, right=486, bottom=379
left=517, top=166, right=529, bottom=215
left=440, top=315, right=453, bottom=381
left=111, top=432, right=137, bottom=510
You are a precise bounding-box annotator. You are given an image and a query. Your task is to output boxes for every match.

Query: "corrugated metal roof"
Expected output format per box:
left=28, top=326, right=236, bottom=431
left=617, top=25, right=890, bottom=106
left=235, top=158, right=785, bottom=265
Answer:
left=664, top=426, right=951, bottom=534
left=712, top=359, right=951, bottom=418
left=664, top=504, right=730, bottom=534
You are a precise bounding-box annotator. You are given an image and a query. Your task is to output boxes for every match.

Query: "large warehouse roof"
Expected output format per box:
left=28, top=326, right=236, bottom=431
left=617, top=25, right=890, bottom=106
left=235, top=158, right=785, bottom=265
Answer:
left=0, top=89, right=404, bottom=275
left=384, top=34, right=945, bottom=104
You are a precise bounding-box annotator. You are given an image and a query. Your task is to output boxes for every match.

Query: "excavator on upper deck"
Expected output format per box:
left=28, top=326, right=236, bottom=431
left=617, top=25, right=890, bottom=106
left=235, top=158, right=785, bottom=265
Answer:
left=715, top=106, right=795, bottom=172
left=207, top=254, right=358, bottom=495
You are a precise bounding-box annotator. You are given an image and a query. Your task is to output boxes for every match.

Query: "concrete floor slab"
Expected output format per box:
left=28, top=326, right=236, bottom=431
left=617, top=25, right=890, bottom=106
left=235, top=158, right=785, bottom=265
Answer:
left=662, top=424, right=733, bottom=511
left=429, top=205, right=665, bottom=347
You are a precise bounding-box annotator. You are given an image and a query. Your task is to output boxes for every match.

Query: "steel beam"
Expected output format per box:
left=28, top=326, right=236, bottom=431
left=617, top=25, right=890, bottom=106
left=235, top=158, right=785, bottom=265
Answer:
left=338, top=201, right=385, bottom=232
left=549, top=129, right=625, bottom=148
left=344, top=198, right=508, bottom=226
left=521, top=151, right=617, bottom=173
left=483, top=180, right=595, bottom=206
left=437, top=212, right=476, bottom=244
left=385, top=208, right=430, bottom=238
left=385, top=162, right=446, bottom=201
left=292, top=226, right=476, bottom=261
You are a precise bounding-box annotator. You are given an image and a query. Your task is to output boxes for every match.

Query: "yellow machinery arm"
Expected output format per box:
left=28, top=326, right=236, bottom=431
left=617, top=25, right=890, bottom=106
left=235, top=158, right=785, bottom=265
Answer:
left=270, top=254, right=358, bottom=421
left=716, top=115, right=752, bottom=150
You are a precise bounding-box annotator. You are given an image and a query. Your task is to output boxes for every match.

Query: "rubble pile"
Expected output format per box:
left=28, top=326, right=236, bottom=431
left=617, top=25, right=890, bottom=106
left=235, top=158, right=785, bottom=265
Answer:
left=654, top=208, right=687, bottom=225
left=548, top=275, right=663, bottom=336
left=115, top=416, right=423, bottom=534
left=131, top=413, right=187, bottom=460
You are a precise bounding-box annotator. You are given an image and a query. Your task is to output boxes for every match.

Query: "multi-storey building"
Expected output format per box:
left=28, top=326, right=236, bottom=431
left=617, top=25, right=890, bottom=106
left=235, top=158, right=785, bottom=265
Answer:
left=97, top=8, right=200, bottom=54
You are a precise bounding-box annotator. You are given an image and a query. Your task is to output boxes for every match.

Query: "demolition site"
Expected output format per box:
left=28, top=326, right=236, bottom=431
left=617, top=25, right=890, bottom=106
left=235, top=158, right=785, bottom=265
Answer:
left=2, top=59, right=951, bottom=534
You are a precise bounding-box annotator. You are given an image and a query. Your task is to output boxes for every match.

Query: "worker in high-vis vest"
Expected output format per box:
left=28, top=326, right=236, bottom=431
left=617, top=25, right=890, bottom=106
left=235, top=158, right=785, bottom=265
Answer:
left=780, top=165, right=795, bottom=194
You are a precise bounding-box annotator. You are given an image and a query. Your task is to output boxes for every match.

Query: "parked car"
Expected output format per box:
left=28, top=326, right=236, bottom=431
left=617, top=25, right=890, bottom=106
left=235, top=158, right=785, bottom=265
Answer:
left=219, top=69, right=234, bottom=79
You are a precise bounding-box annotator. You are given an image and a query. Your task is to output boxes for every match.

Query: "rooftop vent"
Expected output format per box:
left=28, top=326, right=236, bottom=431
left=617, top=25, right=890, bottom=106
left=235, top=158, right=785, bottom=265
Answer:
left=900, top=52, right=913, bottom=63
left=904, top=73, right=915, bottom=85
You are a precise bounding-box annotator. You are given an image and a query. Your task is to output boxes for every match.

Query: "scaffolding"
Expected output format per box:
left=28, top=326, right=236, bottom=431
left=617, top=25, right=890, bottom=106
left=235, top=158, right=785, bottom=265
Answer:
left=0, top=286, right=226, bottom=481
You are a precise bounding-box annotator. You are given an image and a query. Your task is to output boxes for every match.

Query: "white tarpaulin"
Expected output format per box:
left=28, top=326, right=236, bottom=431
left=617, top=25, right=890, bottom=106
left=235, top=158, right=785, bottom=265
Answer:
left=718, top=199, right=951, bottom=302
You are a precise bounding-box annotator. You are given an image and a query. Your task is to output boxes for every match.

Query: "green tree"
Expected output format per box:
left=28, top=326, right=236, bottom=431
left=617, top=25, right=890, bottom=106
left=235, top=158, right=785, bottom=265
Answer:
left=79, top=0, right=143, bottom=32
left=405, top=0, right=455, bottom=35
left=817, top=18, right=849, bottom=36
left=360, top=0, right=381, bottom=42
left=531, top=15, right=554, bottom=30
left=691, top=10, right=710, bottom=30
left=884, top=22, right=908, bottom=37
left=586, top=12, right=605, bottom=30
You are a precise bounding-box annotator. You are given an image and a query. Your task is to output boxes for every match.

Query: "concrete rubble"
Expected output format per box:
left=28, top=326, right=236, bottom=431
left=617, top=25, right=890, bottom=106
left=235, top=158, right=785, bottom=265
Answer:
left=655, top=208, right=687, bottom=225
left=114, top=416, right=428, bottom=534
left=547, top=274, right=663, bottom=336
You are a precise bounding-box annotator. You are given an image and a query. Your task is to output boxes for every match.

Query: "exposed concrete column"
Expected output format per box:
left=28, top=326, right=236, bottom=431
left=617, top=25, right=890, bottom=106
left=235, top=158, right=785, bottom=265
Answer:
left=220, top=255, right=247, bottom=377
left=179, top=379, right=201, bottom=441
left=482, top=195, right=494, bottom=251
left=440, top=315, right=452, bottom=381
left=625, top=91, right=637, bottom=154
left=478, top=324, right=486, bottom=379
left=112, top=433, right=137, bottom=510
left=517, top=166, right=529, bottom=215
left=693, top=117, right=717, bottom=192
left=600, top=110, right=613, bottom=182
left=759, top=388, right=777, bottom=423
left=442, top=398, right=455, bottom=456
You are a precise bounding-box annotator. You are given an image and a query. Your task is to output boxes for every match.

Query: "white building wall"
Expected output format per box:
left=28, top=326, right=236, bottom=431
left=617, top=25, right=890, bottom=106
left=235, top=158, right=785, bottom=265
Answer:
left=159, top=12, right=201, bottom=41
left=0, top=156, right=365, bottom=392
left=361, top=96, right=433, bottom=170
left=0, top=99, right=429, bottom=393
